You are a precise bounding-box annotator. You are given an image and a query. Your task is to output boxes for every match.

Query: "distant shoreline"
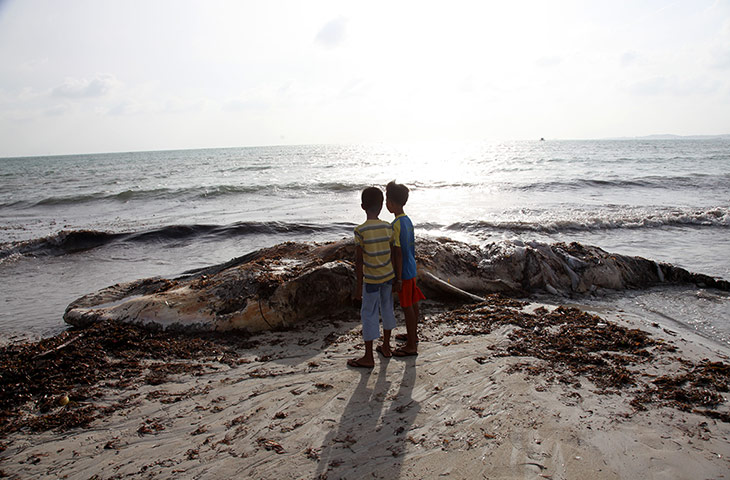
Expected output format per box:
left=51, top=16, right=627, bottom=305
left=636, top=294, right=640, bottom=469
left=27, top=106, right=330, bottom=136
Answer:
left=604, top=133, right=730, bottom=141
left=2, top=135, right=730, bottom=160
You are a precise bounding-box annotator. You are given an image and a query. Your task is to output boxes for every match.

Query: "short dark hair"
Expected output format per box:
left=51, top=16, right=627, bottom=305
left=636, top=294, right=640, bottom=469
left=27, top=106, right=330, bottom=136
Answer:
left=386, top=181, right=409, bottom=206
left=361, top=186, right=383, bottom=213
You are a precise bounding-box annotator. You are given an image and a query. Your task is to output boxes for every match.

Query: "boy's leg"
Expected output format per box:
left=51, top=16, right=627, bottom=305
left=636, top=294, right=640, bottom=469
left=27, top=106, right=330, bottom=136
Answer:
left=378, top=330, right=392, bottom=357
left=378, top=282, right=396, bottom=357
left=400, top=305, right=418, bottom=354
left=413, top=300, right=420, bottom=342
left=349, top=285, right=379, bottom=368
left=396, top=302, right=420, bottom=344
left=394, top=279, right=422, bottom=355
left=363, top=340, right=375, bottom=363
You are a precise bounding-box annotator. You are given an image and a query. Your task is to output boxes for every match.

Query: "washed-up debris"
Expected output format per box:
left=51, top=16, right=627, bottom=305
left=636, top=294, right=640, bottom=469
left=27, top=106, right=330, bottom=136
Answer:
left=304, top=447, right=320, bottom=460
left=631, top=360, right=730, bottom=419
left=2, top=293, right=728, bottom=441
left=0, top=320, right=251, bottom=435
left=137, top=419, right=166, bottom=435
left=426, top=295, right=730, bottom=421
left=258, top=438, right=285, bottom=454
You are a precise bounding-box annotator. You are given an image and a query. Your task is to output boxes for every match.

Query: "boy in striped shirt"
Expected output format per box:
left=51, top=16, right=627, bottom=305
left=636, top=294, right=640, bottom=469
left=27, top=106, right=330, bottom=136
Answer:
left=349, top=187, right=397, bottom=368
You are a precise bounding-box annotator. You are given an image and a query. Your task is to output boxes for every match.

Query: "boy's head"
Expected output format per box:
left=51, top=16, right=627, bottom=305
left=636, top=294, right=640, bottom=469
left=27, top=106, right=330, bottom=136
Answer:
left=361, top=186, right=384, bottom=215
left=386, top=181, right=409, bottom=208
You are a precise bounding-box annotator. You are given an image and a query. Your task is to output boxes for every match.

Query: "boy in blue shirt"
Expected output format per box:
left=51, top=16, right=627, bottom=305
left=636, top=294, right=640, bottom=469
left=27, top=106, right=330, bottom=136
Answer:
left=386, top=181, right=425, bottom=357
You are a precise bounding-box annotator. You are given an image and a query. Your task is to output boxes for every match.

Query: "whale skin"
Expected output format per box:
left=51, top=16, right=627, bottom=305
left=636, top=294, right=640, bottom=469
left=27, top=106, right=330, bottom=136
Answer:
left=64, top=238, right=729, bottom=332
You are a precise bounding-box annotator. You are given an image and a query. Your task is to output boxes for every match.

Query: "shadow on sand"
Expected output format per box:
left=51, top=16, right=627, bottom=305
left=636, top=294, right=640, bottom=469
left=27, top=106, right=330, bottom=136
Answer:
left=315, top=355, right=421, bottom=478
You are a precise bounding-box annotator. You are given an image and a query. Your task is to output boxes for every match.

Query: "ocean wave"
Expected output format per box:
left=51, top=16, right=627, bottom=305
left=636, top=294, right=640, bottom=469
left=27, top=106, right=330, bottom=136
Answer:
left=3, top=207, right=727, bottom=261
left=11, top=174, right=723, bottom=210
left=124, top=222, right=349, bottom=242
left=0, top=222, right=354, bottom=259
left=22, top=188, right=177, bottom=207
left=434, top=208, right=730, bottom=234
left=3, top=182, right=365, bottom=209
left=0, top=252, right=24, bottom=266
left=229, top=165, right=274, bottom=173
left=0, top=230, right=125, bottom=259
left=0, top=186, right=253, bottom=208
left=514, top=174, right=728, bottom=192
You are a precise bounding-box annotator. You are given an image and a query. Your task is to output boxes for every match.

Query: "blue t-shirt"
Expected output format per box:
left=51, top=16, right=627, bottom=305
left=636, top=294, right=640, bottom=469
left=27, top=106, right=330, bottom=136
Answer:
left=392, top=214, right=417, bottom=280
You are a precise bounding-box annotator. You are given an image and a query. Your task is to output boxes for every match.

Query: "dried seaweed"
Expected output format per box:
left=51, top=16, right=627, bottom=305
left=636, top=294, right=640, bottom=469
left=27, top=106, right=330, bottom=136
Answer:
left=631, top=360, right=730, bottom=413
left=0, top=321, right=250, bottom=435
left=2, top=292, right=728, bottom=441
left=426, top=295, right=730, bottom=421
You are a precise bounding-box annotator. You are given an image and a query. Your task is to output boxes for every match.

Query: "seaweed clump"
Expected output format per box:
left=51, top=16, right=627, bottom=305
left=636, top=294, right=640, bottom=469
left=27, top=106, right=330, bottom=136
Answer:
left=428, top=295, right=730, bottom=421
left=631, top=360, right=730, bottom=420
left=0, top=321, right=251, bottom=435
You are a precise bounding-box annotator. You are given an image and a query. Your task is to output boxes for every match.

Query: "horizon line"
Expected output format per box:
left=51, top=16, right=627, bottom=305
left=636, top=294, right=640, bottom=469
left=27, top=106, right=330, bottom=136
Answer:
left=2, top=134, right=730, bottom=160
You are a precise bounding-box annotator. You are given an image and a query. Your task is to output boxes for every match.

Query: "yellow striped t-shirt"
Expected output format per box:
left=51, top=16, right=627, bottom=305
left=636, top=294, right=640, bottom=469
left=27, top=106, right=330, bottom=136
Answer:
left=354, top=219, right=395, bottom=284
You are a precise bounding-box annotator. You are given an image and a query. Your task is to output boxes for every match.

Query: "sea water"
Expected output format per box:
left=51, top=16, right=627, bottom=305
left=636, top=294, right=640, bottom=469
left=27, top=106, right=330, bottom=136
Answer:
left=1, top=140, right=728, bottom=344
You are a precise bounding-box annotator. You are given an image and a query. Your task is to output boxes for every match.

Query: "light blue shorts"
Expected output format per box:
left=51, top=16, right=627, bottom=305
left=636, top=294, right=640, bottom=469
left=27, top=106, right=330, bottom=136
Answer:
left=361, top=280, right=396, bottom=342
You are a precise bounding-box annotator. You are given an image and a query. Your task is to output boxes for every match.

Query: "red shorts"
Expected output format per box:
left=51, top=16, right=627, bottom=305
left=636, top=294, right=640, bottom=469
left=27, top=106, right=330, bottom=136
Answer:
left=397, top=278, right=426, bottom=308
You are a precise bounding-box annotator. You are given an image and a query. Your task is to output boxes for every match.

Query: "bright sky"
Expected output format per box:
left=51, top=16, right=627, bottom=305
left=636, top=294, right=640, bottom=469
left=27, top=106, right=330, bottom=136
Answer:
left=1, top=0, right=729, bottom=156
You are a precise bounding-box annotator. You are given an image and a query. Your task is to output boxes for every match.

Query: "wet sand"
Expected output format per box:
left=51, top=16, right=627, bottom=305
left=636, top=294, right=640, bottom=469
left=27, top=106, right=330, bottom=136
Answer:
left=1, top=296, right=729, bottom=479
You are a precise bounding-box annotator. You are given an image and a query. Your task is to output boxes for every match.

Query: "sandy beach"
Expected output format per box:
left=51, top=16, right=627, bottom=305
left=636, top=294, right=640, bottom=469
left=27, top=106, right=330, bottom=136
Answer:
left=2, top=3, right=729, bottom=479
left=1, top=295, right=729, bottom=480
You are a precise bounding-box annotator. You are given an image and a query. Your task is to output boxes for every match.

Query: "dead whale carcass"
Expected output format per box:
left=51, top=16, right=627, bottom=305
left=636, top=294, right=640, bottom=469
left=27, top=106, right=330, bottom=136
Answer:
left=416, top=238, right=729, bottom=299
left=64, top=241, right=357, bottom=332
left=64, top=238, right=729, bottom=332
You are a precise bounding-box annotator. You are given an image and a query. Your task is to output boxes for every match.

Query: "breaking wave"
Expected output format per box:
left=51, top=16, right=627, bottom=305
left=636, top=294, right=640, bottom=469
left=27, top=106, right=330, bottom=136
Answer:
left=2, top=182, right=363, bottom=209
left=0, top=222, right=354, bottom=259
left=513, top=174, right=730, bottom=192
left=435, top=207, right=730, bottom=234
left=4, top=207, right=728, bottom=261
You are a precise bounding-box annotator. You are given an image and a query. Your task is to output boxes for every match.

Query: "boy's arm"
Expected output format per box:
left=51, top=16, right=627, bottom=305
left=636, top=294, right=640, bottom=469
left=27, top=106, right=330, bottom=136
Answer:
left=392, top=245, right=403, bottom=292
left=353, top=245, right=364, bottom=300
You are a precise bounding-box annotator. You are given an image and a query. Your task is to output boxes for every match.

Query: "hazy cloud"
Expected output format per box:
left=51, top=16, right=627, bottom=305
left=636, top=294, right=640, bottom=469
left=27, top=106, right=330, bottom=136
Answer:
left=52, top=74, right=118, bottom=99
left=620, top=51, right=640, bottom=67
left=45, top=103, right=71, bottom=117
left=337, top=78, right=371, bottom=99
left=536, top=56, right=562, bottom=68
left=223, top=98, right=269, bottom=112
left=107, top=100, right=143, bottom=116
left=710, top=20, right=730, bottom=69
left=20, top=57, right=49, bottom=71
left=315, top=16, right=348, bottom=48
left=627, top=77, right=666, bottom=96
left=711, top=50, right=730, bottom=69
left=626, top=76, right=719, bottom=96
left=161, top=98, right=207, bottom=114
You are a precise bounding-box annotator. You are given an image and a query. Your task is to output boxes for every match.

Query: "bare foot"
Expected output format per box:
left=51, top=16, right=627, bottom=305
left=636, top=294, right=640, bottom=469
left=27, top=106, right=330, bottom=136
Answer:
left=376, top=344, right=392, bottom=358
left=395, top=333, right=418, bottom=343
left=347, top=357, right=374, bottom=368
left=392, top=347, right=418, bottom=357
